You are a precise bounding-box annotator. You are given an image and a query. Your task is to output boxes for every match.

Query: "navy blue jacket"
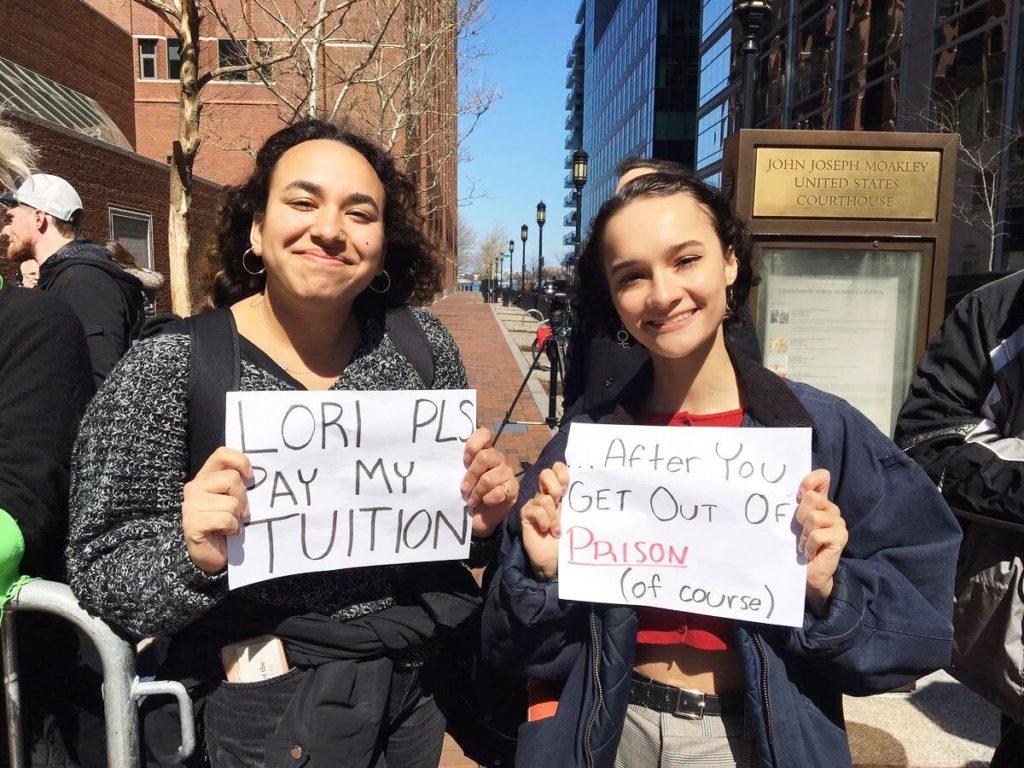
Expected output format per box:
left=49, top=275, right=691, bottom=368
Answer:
left=482, top=350, right=961, bottom=767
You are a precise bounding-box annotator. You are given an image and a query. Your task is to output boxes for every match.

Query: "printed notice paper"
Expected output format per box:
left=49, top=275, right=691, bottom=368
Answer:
left=224, top=389, right=476, bottom=589
left=560, top=423, right=812, bottom=627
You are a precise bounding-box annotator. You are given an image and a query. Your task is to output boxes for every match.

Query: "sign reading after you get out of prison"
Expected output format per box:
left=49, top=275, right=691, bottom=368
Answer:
left=225, top=389, right=477, bottom=589
left=559, top=423, right=811, bottom=628
left=752, top=147, right=942, bottom=220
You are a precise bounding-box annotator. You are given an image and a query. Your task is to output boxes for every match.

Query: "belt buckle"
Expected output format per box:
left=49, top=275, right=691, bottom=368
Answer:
left=672, top=688, right=706, bottom=720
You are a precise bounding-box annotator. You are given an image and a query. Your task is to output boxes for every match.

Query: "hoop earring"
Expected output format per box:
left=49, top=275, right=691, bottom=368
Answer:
left=242, top=247, right=265, bottom=276
left=369, top=270, right=391, bottom=295
left=616, top=324, right=632, bottom=349
left=725, top=285, right=737, bottom=320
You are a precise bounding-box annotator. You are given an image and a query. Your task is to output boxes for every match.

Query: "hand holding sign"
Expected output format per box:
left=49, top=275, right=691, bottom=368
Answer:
left=462, top=428, right=519, bottom=537
left=182, top=447, right=255, bottom=574
left=521, top=462, right=570, bottom=581
left=796, top=469, right=847, bottom=617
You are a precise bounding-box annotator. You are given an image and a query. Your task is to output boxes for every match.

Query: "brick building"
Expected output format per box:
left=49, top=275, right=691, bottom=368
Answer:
left=81, top=0, right=459, bottom=293
left=0, top=0, right=225, bottom=309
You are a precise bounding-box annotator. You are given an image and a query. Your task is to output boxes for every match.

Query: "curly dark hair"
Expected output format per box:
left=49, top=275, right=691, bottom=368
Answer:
left=209, top=119, right=441, bottom=310
left=574, top=168, right=757, bottom=339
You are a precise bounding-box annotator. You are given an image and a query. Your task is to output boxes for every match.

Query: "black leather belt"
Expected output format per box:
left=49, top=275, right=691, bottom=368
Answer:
left=628, top=672, right=745, bottom=719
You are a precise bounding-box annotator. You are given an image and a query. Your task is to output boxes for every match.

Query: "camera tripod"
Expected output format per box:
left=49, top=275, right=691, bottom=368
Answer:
left=493, top=324, right=563, bottom=446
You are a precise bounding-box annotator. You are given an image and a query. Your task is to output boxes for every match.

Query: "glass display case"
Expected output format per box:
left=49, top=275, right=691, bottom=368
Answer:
left=755, top=245, right=925, bottom=435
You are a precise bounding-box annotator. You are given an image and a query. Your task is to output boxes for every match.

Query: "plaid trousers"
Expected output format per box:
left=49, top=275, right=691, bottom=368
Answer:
left=613, top=703, right=754, bottom=768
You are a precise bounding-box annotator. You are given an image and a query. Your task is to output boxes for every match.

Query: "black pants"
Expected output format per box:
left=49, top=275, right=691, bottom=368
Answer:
left=203, top=659, right=445, bottom=768
left=990, top=713, right=1024, bottom=768
left=0, top=615, right=105, bottom=768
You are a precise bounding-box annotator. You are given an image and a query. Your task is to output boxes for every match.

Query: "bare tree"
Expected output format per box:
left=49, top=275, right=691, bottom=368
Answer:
left=456, top=217, right=478, bottom=273
left=126, top=0, right=341, bottom=313
left=475, top=224, right=507, bottom=283
left=926, top=89, right=1024, bottom=271
left=214, top=0, right=498, bottom=215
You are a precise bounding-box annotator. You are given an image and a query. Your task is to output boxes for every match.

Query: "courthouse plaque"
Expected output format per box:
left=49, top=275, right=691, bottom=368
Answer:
left=752, top=147, right=942, bottom=220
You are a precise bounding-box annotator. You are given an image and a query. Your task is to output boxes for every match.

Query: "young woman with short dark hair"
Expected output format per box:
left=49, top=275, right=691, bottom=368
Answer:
left=482, top=169, right=961, bottom=768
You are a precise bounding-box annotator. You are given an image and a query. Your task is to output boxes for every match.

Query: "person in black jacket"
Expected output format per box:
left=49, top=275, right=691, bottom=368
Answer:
left=1, top=173, right=145, bottom=386
left=562, top=157, right=761, bottom=415
left=896, top=271, right=1024, bottom=767
left=0, top=276, right=102, bottom=767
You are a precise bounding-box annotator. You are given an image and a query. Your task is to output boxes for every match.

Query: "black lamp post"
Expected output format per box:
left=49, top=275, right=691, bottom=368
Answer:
left=571, top=149, right=588, bottom=262
left=735, top=0, right=773, bottom=130
left=520, top=224, right=528, bottom=293
left=536, top=201, right=546, bottom=293
left=507, top=240, right=515, bottom=295
left=497, top=253, right=504, bottom=303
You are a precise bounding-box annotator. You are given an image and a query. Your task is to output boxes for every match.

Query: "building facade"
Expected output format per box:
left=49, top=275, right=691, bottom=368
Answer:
left=696, top=0, right=1023, bottom=274
left=0, top=0, right=222, bottom=308
left=563, top=0, right=701, bottom=260
left=81, top=0, right=460, bottom=292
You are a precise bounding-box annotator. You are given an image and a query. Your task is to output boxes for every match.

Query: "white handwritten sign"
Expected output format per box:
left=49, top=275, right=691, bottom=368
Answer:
left=559, top=423, right=811, bottom=627
left=224, top=389, right=477, bottom=589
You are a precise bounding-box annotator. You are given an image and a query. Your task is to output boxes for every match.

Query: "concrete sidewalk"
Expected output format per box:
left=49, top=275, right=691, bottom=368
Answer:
left=429, top=292, right=999, bottom=768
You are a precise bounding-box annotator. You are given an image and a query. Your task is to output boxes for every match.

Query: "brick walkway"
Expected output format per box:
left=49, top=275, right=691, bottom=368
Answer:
left=428, top=291, right=554, bottom=768
left=431, top=291, right=553, bottom=478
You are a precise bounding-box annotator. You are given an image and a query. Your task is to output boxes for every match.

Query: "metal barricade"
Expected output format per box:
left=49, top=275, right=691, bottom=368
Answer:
left=1, top=580, right=195, bottom=768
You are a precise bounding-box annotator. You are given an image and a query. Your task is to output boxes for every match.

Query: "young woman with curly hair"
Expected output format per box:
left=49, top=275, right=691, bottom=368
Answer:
left=482, top=168, right=961, bottom=768
left=67, top=120, right=518, bottom=767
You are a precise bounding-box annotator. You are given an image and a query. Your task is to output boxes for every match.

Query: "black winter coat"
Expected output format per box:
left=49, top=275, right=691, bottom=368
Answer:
left=0, top=282, right=94, bottom=578
left=38, top=237, right=146, bottom=386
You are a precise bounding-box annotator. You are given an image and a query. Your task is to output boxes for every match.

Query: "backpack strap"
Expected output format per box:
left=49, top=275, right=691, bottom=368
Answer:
left=185, top=308, right=240, bottom=479
left=386, top=306, right=435, bottom=388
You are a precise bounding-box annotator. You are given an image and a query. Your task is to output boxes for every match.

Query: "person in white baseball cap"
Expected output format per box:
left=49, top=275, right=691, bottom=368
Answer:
left=1, top=171, right=146, bottom=385
left=0, top=172, right=83, bottom=266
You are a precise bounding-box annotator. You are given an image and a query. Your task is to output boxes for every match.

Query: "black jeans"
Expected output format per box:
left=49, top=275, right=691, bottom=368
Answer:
left=990, top=713, right=1024, bottom=768
left=203, top=659, right=444, bottom=768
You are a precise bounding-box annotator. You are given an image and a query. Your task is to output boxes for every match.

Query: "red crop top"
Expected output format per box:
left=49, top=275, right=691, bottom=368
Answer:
left=634, top=407, right=744, bottom=650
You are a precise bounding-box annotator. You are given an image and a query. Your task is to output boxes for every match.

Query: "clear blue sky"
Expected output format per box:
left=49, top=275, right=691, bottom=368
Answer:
left=458, top=0, right=579, bottom=270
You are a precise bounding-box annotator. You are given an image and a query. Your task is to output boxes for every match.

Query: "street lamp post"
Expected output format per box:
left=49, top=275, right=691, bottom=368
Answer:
left=735, top=0, right=773, bottom=129
left=497, top=253, right=504, bottom=304
left=507, top=240, right=515, bottom=295
left=571, top=149, right=588, bottom=262
left=536, top=201, right=546, bottom=293
left=520, top=224, right=528, bottom=294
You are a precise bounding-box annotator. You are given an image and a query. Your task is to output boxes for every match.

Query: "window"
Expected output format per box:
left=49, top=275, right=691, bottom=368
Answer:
left=108, top=206, right=154, bottom=271
left=0, top=57, right=131, bottom=150
left=167, top=40, right=181, bottom=80
left=138, top=39, right=158, bottom=80
left=254, top=40, right=275, bottom=81
left=218, top=39, right=248, bottom=81
left=699, top=30, right=732, bottom=106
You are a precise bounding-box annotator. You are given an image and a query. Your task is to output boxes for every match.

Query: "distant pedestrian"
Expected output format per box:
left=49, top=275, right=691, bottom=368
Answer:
left=106, top=240, right=164, bottom=318
left=897, top=271, right=1024, bottom=768
left=0, top=173, right=146, bottom=385
left=16, top=258, right=37, bottom=287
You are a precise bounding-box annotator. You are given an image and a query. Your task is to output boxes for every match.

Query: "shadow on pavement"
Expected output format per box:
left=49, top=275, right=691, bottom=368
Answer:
left=849, top=722, right=909, bottom=766
left=908, top=681, right=999, bottom=749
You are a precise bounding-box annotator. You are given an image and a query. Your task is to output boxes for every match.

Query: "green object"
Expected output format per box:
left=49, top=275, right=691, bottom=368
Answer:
left=0, top=507, right=31, bottom=621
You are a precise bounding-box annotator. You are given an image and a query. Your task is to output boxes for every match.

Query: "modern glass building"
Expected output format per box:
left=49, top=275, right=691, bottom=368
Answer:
left=563, top=0, right=701, bottom=260
left=695, top=0, right=1023, bottom=273
left=694, top=0, right=738, bottom=188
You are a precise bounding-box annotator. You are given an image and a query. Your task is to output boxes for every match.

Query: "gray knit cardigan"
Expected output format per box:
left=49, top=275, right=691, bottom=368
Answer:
left=66, top=308, right=468, bottom=640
